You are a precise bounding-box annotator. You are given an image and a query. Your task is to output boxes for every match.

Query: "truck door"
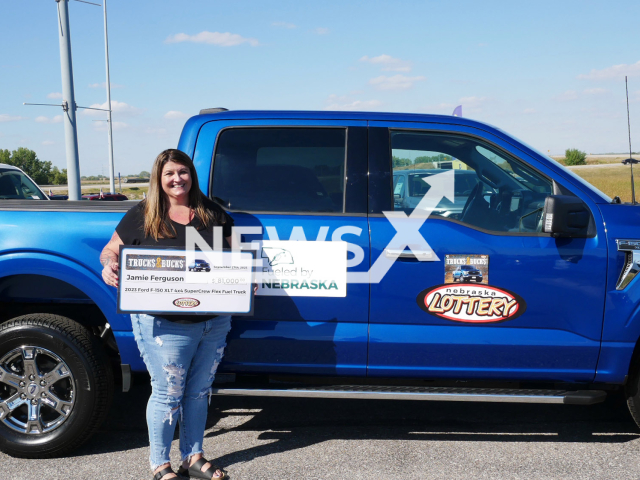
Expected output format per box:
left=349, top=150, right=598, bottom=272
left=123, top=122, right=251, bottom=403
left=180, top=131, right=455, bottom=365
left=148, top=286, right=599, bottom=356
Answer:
left=367, top=123, right=607, bottom=382
left=193, top=119, right=369, bottom=376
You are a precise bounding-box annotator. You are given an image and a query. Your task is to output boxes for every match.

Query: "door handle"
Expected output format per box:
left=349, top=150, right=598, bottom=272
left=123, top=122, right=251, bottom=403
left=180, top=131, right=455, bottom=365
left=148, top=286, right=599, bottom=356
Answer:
left=384, top=249, right=433, bottom=260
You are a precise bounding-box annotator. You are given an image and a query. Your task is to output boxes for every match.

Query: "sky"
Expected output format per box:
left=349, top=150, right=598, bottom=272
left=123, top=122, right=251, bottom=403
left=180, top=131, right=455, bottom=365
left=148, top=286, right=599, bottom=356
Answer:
left=2, top=0, right=640, bottom=176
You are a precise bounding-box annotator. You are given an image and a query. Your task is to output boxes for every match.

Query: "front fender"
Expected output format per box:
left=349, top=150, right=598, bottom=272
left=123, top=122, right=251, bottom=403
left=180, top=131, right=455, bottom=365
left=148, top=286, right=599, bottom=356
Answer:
left=0, top=251, right=129, bottom=332
left=0, top=251, right=145, bottom=370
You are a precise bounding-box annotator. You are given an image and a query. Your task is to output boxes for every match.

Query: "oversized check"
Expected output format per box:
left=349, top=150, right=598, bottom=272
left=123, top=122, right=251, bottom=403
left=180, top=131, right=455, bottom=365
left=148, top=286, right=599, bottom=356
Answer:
left=117, top=246, right=254, bottom=315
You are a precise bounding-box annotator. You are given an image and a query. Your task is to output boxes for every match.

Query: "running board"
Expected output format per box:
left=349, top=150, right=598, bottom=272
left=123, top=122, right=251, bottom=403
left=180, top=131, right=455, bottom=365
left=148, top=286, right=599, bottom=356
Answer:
left=210, top=385, right=607, bottom=405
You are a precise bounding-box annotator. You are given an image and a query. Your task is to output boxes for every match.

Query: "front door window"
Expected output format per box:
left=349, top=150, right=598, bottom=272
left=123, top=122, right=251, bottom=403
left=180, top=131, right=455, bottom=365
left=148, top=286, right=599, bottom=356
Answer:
left=391, top=131, right=552, bottom=233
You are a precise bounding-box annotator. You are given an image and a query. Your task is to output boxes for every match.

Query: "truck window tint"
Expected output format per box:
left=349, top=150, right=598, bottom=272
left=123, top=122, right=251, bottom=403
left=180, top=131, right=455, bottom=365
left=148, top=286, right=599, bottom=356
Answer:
left=391, top=131, right=552, bottom=233
left=0, top=169, right=46, bottom=200
left=212, top=128, right=346, bottom=213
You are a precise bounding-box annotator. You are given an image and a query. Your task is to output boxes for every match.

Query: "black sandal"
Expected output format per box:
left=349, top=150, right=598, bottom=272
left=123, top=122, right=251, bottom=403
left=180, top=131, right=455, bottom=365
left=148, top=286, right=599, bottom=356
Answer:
left=178, top=457, right=227, bottom=479
left=153, top=466, right=178, bottom=480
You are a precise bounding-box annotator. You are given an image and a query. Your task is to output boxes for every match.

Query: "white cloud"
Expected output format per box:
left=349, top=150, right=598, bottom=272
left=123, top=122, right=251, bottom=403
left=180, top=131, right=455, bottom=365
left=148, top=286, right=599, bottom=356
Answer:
left=93, top=120, right=128, bottom=131
left=578, top=60, right=640, bottom=80
left=42, top=140, right=55, bottom=146
left=324, top=95, right=382, bottom=111
left=314, top=27, right=329, bottom=35
left=360, top=54, right=411, bottom=72
left=165, top=31, right=259, bottom=47
left=0, top=114, right=27, bottom=122
left=81, top=100, right=141, bottom=117
left=47, top=92, right=62, bottom=99
left=369, top=74, right=426, bottom=91
left=459, top=96, right=486, bottom=106
left=457, top=96, right=489, bottom=113
left=425, top=102, right=456, bottom=113
left=523, top=108, right=537, bottom=114
left=144, top=127, right=168, bottom=136
left=88, top=82, right=124, bottom=89
left=35, top=115, right=63, bottom=124
left=272, top=21, right=297, bottom=29
left=553, top=90, right=579, bottom=102
left=583, top=88, right=608, bottom=95
left=164, top=110, right=188, bottom=120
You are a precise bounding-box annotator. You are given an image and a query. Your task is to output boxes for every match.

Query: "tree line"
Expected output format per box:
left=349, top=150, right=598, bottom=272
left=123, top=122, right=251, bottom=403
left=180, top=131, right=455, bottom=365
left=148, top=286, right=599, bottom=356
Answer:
left=393, top=153, right=452, bottom=168
left=394, top=149, right=590, bottom=167
left=1, top=147, right=152, bottom=185
left=0, top=148, right=67, bottom=185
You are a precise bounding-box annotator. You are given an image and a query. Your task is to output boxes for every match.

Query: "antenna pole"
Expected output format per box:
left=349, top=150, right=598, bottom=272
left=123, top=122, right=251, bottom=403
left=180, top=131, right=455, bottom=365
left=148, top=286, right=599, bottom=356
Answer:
left=56, top=0, right=81, bottom=200
left=627, top=76, right=636, bottom=205
left=103, top=0, right=116, bottom=194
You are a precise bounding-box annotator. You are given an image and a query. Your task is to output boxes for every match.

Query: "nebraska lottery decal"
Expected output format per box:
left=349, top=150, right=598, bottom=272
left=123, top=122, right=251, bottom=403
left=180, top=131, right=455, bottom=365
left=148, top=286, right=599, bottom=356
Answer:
left=416, top=284, right=527, bottom=323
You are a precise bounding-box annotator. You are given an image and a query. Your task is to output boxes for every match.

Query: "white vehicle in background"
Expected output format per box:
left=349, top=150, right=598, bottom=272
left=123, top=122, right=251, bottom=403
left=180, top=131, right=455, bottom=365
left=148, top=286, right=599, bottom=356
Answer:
left=0, top=164, right=49, bottom=200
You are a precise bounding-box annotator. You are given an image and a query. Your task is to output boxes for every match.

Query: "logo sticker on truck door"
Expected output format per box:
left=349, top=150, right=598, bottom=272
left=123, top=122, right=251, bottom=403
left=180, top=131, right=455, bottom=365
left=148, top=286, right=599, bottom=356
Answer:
left=257, top=240, right=347, bottom=297
left=445, top=254, right=489, bottom=284
left=416, top=284, right=526, bottom=323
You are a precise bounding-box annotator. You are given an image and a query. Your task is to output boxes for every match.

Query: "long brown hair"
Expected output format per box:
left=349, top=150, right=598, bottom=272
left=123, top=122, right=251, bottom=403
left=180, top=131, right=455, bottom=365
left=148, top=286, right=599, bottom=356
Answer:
left=143, top=149, right=222, bottom=240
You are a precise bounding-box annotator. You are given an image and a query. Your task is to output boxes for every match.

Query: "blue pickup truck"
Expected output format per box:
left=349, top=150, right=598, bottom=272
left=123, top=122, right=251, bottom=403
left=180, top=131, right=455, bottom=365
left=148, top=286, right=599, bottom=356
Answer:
left=1, top=109, right=640, bottom=458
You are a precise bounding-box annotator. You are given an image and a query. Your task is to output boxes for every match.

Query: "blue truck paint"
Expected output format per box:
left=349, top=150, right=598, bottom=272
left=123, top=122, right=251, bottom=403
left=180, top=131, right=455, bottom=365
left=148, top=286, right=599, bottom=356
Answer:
left=366, top=120, right=609, bottom=382
left=2, top=110, right=640, bottom=456
left=594, top=204, right=640, bottom=383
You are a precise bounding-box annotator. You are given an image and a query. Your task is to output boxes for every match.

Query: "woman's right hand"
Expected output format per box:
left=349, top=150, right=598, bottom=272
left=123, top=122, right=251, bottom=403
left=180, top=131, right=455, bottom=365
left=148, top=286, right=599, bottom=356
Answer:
left=100, top=231, right=123, bottom=288
left=102, top=261, right=119, bottom=287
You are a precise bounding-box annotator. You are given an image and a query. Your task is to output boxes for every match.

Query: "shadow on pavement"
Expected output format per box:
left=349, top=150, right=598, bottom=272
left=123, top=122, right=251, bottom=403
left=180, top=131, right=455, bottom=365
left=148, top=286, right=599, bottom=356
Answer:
left=74, top=374, right=640, bottom=462
left=204, top=391, right=640, bottom=467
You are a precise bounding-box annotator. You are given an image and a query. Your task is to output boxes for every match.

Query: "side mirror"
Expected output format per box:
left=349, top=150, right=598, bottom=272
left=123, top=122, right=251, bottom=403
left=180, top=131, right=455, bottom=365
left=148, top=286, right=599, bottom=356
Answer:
left=542, top=195, right=592, bottom=238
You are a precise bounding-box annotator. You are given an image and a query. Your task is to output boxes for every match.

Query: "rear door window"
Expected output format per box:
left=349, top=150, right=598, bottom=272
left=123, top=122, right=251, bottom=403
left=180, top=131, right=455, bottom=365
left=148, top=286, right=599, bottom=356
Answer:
left=211, top=128, right=346, bottom=213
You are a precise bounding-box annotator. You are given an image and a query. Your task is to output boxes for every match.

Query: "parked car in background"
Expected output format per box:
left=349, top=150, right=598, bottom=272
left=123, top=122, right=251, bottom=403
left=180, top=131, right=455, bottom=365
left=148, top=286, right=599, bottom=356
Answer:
left=0, top=164, right=48, bottom=200
left=622, top=158, right=639, bottom=165
left=82, top=193, right=128, bottom=201
left=392, top=168, right=480, bottom=218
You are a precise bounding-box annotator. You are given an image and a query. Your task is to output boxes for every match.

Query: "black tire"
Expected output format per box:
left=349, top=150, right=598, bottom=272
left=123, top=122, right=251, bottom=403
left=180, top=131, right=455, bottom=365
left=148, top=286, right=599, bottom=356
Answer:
left=626, top=357, right=640, bottom=428
left=0, top=314, right=114, bottom=458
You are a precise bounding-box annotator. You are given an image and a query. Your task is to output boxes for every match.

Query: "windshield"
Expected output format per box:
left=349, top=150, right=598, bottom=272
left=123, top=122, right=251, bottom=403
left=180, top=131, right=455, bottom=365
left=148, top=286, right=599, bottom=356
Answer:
left=461, top=265, right=475, bottom=271
left=0, top=169, right=47, bottom=200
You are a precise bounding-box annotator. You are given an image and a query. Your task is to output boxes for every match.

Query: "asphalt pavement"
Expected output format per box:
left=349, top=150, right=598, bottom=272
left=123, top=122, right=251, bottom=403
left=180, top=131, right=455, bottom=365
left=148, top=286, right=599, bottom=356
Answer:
left=2, top=377, right=640, bottom=479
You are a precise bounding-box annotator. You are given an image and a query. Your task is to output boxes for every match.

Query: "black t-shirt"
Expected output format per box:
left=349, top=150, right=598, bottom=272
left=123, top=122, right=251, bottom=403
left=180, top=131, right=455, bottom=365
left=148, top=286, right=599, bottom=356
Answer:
left=116, top=197, right=234, bottom=323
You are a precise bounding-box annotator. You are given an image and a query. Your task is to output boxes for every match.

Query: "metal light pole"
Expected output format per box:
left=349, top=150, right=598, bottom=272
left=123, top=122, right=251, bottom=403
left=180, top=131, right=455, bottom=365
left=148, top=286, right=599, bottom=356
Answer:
left=56, top=0, right=81, bottom=200
left=103, top=0, right=115, bottom=194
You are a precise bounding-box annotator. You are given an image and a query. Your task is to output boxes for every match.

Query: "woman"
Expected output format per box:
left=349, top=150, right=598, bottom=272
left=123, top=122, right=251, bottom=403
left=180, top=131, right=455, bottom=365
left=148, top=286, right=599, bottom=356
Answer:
left=100, top=149, right=233, bottom=480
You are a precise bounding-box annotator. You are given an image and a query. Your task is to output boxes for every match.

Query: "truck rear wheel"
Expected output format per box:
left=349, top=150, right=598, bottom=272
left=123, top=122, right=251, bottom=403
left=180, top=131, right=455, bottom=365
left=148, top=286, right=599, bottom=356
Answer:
left=0, top=314, right=114, bottom=458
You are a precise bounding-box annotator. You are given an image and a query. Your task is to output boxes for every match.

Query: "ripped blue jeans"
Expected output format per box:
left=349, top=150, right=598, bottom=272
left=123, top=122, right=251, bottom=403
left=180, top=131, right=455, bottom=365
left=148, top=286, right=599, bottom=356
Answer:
left=130, top=314, right=232, bottom=471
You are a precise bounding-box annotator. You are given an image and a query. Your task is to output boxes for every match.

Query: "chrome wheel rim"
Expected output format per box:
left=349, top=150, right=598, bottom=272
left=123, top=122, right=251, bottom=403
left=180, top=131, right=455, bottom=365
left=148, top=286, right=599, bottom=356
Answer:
left=0, top=346, right=75, bottom=434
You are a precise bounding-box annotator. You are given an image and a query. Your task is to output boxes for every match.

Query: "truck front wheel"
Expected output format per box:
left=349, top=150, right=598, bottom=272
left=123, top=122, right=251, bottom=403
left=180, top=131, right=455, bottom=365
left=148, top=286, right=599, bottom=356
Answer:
left=0, top=314, right=114, bottom=458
